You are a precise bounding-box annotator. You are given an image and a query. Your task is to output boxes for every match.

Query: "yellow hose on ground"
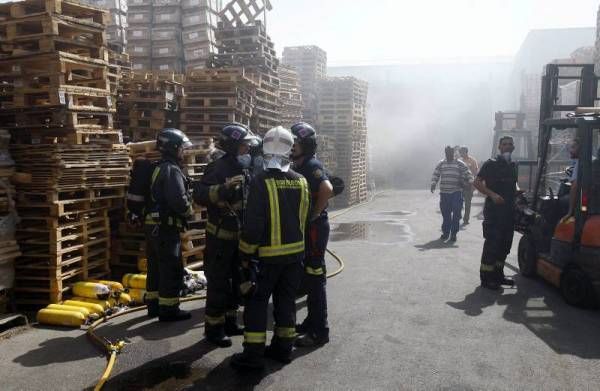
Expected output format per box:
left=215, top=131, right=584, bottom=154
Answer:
left=87, top=191, right=382, bottom=390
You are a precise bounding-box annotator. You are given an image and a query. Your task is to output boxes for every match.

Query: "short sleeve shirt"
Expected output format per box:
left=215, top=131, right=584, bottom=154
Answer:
left=294, top=156, right=329, bottom=216
left=477, top=157, right=517, bottom=206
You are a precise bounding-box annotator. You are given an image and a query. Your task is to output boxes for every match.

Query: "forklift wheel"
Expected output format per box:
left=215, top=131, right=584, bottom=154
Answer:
left=517, top=235, right=537, bottom=278
left=560, top=267, right=594, bottom=308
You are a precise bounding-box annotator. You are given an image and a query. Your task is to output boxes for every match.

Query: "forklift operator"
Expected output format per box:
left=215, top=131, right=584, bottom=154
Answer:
left=474, top=136, right=519, bottom=290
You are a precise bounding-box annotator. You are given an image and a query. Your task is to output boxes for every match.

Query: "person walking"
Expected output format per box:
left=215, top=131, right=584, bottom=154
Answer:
left=431, top=146, right=473, bottom=242
left=474, top=136, right=518, bottom=290
left=458, top=146, right=479, bottom=225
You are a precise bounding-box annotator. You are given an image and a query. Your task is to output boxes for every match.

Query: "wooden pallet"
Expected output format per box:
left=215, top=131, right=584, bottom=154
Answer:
left=12, top=85, right=113, bottom=112
left=0, top=107, right=113, bottom=129
left=10, top=128, right=122, bottom=145
left=2, top=0, right=110, bottom=25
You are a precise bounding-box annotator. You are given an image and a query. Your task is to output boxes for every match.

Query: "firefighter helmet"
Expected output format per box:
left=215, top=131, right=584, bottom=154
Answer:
left=291, top=122, right=317, bottom=156
left=263, top=126, right=294, bottom=172
left=156, top=128, right=192, bottom=157
left=218, top=123, right=255, bottom=155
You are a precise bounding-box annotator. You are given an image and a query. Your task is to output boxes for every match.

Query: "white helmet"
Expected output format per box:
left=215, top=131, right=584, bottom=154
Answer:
left=263, top=126, right=294, bottom=172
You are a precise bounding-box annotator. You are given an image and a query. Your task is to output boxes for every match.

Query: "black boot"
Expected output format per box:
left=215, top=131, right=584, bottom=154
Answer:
left=159, top=306, right=191, bottom=322
left=205, top=324, right=232, bottom=348
left=264, top=344, right=292, bottom=364
left=230, top=351, right=265, bottom=370
left=295, top=321, right=308, bottom=335
left=500, top=277, right=515, bottom=287
left=147, top=299, right=159, bottom=318
left=225, top=316, right=244, bottom=336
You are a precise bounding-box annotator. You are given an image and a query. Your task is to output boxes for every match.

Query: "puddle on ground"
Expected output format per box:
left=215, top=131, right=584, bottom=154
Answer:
left=377, top=210, right=415, bottom=217
left=330, top=220, right=413, bottom=245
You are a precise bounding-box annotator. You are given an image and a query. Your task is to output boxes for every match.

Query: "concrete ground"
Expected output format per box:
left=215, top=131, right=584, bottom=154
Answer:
left=1, top=190, right=600, bottom=390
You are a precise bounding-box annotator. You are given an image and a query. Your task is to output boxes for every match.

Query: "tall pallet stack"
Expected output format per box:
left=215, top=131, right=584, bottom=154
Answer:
left=128, top=0, right=219, bottom=72
left=318, top=76, right=369, bottom=207
left=0, top=0, right=120, bottom=145
left=316, top=134, right=337, bottom=175
left=210, top=21, right=280, bottom=135
left=81, top=0, right=128, bottom=53
left=182, top=0, right=219, bottom=71
left=119, top=72, right=183, bottom=142
left=0, top=0, right=130, bottom=307
left=181, top=67, right=257, bottom=143
left=278, top=64, right=302, bottom=127
left=112, top=141, right=209, bottom=275
left=282, top=45, right=327, bottom=127
left=10, top=144, right=130, bottom=306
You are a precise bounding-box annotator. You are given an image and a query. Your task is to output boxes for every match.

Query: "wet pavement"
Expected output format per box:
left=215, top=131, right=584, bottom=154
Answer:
left=1, top=190, right=600, bottom=390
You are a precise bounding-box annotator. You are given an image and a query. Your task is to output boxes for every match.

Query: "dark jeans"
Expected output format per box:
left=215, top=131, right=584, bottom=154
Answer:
left=463, top=186, right=474, bottom=223
left=440, top=191, right=463, bottom=236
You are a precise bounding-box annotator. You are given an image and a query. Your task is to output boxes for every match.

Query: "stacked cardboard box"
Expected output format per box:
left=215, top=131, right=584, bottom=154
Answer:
left=182, top=0, right=218, bottom=71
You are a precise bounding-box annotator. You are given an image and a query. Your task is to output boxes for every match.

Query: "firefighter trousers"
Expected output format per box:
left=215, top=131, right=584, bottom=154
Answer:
left=243, top=261, right=303, bottom=354
left=144, top=224, right=160, bottom=303
left=301, top=217, right=330, bottom=338
left=157, top=225, right=184, bottom=314
left=480, top=205, right=514, bottom=283
left=204, top=234, right=240, bottom=329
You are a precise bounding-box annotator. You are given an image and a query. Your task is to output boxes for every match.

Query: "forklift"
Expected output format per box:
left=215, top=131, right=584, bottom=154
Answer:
left=516, top=114, right=600, bottom=307
left=515, top=63, right=600, bottom=307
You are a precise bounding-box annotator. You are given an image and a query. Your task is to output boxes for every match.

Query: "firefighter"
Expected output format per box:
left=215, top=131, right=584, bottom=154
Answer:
left=231, top=126, right=310, bottom=370
left=290, top=122, right=334, bottom=347
left=474, top=136, right=519, bottom=290
left=126, top=156, right=160, bottom=317
left=193, top=123, right=255, bottom=347
left=149, top=128, right=194, bottom=321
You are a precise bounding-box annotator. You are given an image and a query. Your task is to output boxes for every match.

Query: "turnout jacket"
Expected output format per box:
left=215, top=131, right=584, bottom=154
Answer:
left=294, top=155, right=329, bottom=219
left=193, top=155, right=246, bottom=241
left=149, top=157, right=194, bottom=228
left=239, top=169, right=310, bottom=263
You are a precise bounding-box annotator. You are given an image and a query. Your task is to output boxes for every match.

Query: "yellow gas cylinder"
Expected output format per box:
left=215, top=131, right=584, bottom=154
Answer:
left=62, top=300, right=105, bottom=315
left=118, top=292, right=132, bottom=306
left=72, top=282, right=111, bottom=300
left=37, top=308, right=86, bottom=327
left=70, top=296, right=112, bottom=310
left=128, top=288, right=146, bottom=304
left=46, top=304, right=91, bottom=318
left=122, top=274, right=147, bottom=290
left=137, top=257, right=148, bottom=273
left=88, top=280, right=124, bottom=293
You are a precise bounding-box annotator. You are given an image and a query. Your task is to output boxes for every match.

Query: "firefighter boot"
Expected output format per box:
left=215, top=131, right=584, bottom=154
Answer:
left=230, top=349, right=265, bottom=371
left=205, top=324, right=232, bottom=348
left=295, top=332, right=329, bottom=347
left=224, top=315, right=244, bottom=336
left=146, top=299, right=159, bottom=318
left=265, top=341, right=293, bottom=364
left=158, top=306, right=191, bottom=322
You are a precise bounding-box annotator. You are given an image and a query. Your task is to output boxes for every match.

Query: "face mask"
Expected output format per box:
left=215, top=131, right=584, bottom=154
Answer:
left=502, top=152, right=512, bottom=161
left=237, top=154, right=251, bottom=168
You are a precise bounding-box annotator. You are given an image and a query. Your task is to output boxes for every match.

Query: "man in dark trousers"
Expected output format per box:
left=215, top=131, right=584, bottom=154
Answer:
left=231, top=126, right=310, bottom=370
left=474, top=136, right=519, bottom=290
left=290, top=122, right=334, bottom=347
left=431, top=146, right=473, bottom=242
left=149, top=128, right=194, bottom=321
left=194, top=123, right=255, bottom=347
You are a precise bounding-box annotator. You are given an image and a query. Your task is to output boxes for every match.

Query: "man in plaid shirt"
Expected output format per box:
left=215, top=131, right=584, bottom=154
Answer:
left=431, top=146, right=474, bottom=242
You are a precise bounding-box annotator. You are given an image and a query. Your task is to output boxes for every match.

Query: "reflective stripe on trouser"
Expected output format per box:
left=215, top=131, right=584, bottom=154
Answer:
left=204, top=235, right=240, bottom=332
left=158, top=225, right=184, bottom=313
left=144, top=224, right=160, bottom=303
left=301, top=218, right=330, bottom=338
left=243, top=261, right=302, bottom=352
left=480, top=205, right=515, bottom=283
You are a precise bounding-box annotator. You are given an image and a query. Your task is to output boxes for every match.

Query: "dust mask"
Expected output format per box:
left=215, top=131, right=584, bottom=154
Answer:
left=237, top=154, right=251, bottom=168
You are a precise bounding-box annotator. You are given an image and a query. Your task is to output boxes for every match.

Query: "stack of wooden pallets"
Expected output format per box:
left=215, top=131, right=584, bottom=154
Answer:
left=0, top=0, right=121, bottom=145
left=10, top=144, right=130, bottom=306
left=119, top=71, right=183, bottom=142
left=181, top=67, right=256, bottom=143
left=318, top=76, right=368, bottom=207
left=209, top=21, right=280, bottom=135
left=278, top=64, right=302, bottom=127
